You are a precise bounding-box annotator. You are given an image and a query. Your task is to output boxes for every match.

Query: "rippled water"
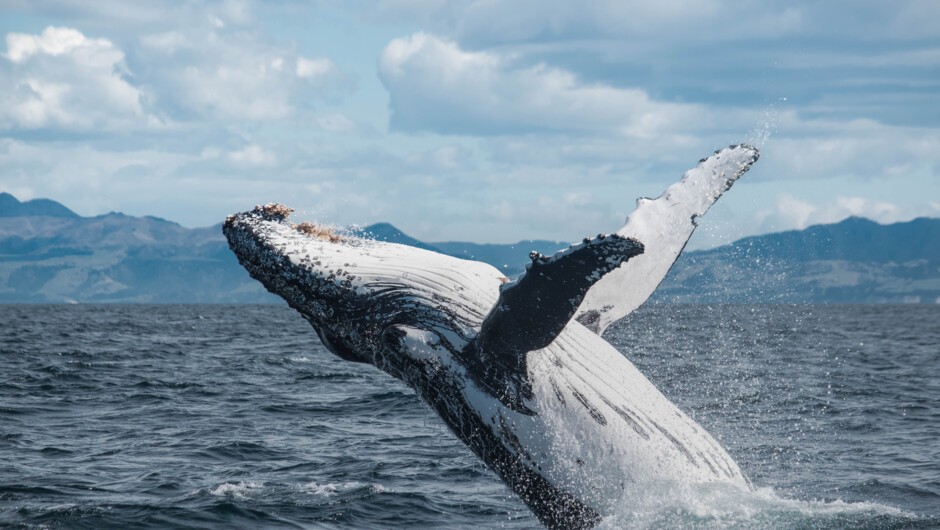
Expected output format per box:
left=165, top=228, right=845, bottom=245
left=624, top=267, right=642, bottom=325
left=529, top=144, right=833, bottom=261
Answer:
left=1, top=304, right=937, bottom=529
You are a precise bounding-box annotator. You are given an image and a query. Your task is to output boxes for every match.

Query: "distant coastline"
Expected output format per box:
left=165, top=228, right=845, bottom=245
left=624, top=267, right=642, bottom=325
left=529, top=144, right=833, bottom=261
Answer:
left=1, top=192, right=938, bottom=304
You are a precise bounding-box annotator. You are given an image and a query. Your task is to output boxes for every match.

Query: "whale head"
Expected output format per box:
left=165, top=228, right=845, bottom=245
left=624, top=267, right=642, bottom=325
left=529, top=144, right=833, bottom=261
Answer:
left=222, top=203, right=503, bottom=368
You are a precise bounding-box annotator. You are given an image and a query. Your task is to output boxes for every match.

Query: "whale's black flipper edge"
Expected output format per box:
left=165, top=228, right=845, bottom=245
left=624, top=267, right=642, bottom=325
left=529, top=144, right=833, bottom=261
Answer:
left=465, top=234, right=644, bottom=413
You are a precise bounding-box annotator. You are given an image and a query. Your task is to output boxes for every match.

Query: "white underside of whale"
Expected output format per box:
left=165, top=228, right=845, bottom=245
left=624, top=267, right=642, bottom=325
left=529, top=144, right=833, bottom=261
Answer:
left=398, top=314, right=749, bottom=516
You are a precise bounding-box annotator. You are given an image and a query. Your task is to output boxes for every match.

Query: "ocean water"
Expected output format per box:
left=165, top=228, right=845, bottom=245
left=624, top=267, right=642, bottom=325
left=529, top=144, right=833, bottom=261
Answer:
left=0, top=304, right=937, bottom=529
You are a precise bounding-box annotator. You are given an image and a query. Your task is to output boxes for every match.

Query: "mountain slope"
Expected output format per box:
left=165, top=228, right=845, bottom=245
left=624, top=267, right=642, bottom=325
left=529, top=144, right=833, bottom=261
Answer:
left=431, top=240, right=568, bottom=276
left=354, top=223, right=440, bottom=252
left=0, top=192, right=79, bottom=218
left=698, top=217, right=940, bottom=264
left=0, top=196, right=274, bottom=303
left=655, top=217, right=940, bottom=304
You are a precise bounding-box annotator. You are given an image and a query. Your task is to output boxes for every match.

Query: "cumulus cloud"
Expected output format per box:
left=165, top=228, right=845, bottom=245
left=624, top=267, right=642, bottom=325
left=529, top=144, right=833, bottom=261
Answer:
left=757, top=193, right=912, bottom=232
left=374, top=1, right=938, bottom=134
left=0, top=26, right=154, bottom=131
left=133, top=25, right=351, bottom=122
left=5, top=26, right=91, bottom=62
left=134, top=27, right=294, bottom=122
left=0, top=9, right=352, bottom=138
left=379, top=32, right=723, bottom=137
left=758, top=118, right=940, bottom=183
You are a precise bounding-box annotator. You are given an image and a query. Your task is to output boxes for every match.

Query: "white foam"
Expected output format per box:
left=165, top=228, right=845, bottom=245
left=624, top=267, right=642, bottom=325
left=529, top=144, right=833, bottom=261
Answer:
left=598, top=482, right=913, bottom=529
left=286, top=355, right=312, bottom=363
left=300, top=481, right=386, bottom=497
left=301, top=481, right=340, bottom=496
left=208, top=481, right=264, bottom=499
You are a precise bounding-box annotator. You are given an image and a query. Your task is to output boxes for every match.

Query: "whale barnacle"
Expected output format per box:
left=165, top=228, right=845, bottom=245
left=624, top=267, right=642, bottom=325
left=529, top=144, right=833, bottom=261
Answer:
left=255, top=203, right=293, bottom=221
left=294, top=221, right=343, bottom=243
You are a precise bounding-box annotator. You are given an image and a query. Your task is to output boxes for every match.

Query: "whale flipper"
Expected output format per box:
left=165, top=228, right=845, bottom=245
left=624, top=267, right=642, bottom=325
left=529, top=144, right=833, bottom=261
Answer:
left=467, top=234, right=644, bottom=412
left=576, top=144, right=760, bottom=335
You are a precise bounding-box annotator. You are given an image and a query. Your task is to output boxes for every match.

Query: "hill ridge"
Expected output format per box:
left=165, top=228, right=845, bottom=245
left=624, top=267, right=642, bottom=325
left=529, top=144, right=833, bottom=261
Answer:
left=0, top=192, right=937, bottom=304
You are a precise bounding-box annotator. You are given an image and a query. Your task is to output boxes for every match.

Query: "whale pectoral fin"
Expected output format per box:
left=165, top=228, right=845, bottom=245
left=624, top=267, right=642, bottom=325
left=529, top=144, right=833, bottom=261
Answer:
left=467, top=234, right=644, bottom=413
left=480, top=234, right=645, bottom=354
left=575, top=144, right=760, bottom=335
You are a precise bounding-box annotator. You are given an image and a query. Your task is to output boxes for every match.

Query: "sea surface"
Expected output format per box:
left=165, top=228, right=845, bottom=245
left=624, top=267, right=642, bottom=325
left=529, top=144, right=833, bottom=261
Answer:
left=0, top=304, right=937, bottom=529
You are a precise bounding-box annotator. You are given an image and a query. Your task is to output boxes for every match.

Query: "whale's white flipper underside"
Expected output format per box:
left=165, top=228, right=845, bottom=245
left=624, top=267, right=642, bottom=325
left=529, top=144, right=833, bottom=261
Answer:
left=575, top=144, right=759, bottom=335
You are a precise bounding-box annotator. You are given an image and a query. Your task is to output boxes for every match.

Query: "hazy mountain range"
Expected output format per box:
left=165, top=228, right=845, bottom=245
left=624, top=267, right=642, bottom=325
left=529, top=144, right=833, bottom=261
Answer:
left=1, top=192, right=937, bottom=304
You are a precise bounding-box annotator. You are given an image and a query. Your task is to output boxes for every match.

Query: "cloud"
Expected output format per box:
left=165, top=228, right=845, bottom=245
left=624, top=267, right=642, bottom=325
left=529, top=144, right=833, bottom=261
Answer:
left=226, top=144, right=277, bottom=167
left=383, top=1, right=938, bottom=46
left=453, top=1, right=803, bottom=44
left=374, top=1, right=939, bottom=133
left=315, top=113, right=360, bottom=134
left=134, top=27, right=297, bottom=122
left=138, top=31, right=187, bottom=54
left=756, top=193, right=914, bottom=232
left=379, top=32, right=722, bottom=137
left=1, top=13, right=353, bottom=131
left=372, top=0, right=804, bottom=44
left=5, top=26, right=92, bottom=62
left=132, top=24, right=351, bottom=122
left=758, top=118, right=940, bottom=183
left=0, top=26, right=154, bottom=131
left=296, top=57, right=336, bottom=80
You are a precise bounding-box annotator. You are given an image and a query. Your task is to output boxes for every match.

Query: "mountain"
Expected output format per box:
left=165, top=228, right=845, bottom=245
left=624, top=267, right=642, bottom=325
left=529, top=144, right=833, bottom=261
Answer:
left=431, top=240, right=569, bottom=275
left=0, top=192, right=937, bottom=304
left=353, top=223, right=440, bottom=252
left=0, top=192, right=79, bottom=218
left=654, top=217, right=940, bottom=304
left=696, top=216, right=940, bottom=263
left=0, top=195, right=275, bottom=303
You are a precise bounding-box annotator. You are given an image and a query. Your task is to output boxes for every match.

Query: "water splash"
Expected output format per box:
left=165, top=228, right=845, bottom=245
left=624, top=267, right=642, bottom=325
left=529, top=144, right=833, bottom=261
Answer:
left=746, top=97, right=788, bottom=149
left=600, top=483, right=917, bottom=529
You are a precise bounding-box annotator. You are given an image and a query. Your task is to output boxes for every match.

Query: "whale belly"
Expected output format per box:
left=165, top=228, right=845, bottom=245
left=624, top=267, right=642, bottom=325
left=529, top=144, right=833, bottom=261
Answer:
left=514, top=322, right=749, bottom=514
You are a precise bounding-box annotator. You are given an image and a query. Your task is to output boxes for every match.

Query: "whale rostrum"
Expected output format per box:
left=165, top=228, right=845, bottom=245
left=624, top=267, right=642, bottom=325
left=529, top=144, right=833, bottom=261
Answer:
left=224, top=144, right=760, bottom=529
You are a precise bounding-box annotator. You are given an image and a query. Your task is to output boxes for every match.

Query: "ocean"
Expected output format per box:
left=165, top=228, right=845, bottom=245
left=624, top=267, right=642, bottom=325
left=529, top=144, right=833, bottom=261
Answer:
left=0, top=304, right=937, bottom=529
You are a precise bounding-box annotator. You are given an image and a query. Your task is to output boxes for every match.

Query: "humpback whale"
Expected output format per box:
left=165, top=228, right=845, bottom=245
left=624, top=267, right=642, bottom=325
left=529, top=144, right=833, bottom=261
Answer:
left=224, top=145, right=759, bottom=528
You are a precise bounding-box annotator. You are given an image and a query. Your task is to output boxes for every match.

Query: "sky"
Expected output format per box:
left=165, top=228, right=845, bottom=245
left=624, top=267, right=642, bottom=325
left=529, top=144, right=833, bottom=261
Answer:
left=0, top=1, right=938, bottom=247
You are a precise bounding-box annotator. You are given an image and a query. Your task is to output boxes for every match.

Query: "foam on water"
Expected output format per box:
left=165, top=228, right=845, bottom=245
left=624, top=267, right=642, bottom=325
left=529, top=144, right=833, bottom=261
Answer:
left=599, top=482, right=916, bottom=529
left=207, top=481, right=264, bottom=499
left=300, top=481, right=386, bottom=497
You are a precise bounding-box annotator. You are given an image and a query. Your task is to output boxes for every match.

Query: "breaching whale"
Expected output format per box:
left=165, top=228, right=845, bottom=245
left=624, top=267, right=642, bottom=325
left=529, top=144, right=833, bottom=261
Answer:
left=224, top=145, right=759, bottom=529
